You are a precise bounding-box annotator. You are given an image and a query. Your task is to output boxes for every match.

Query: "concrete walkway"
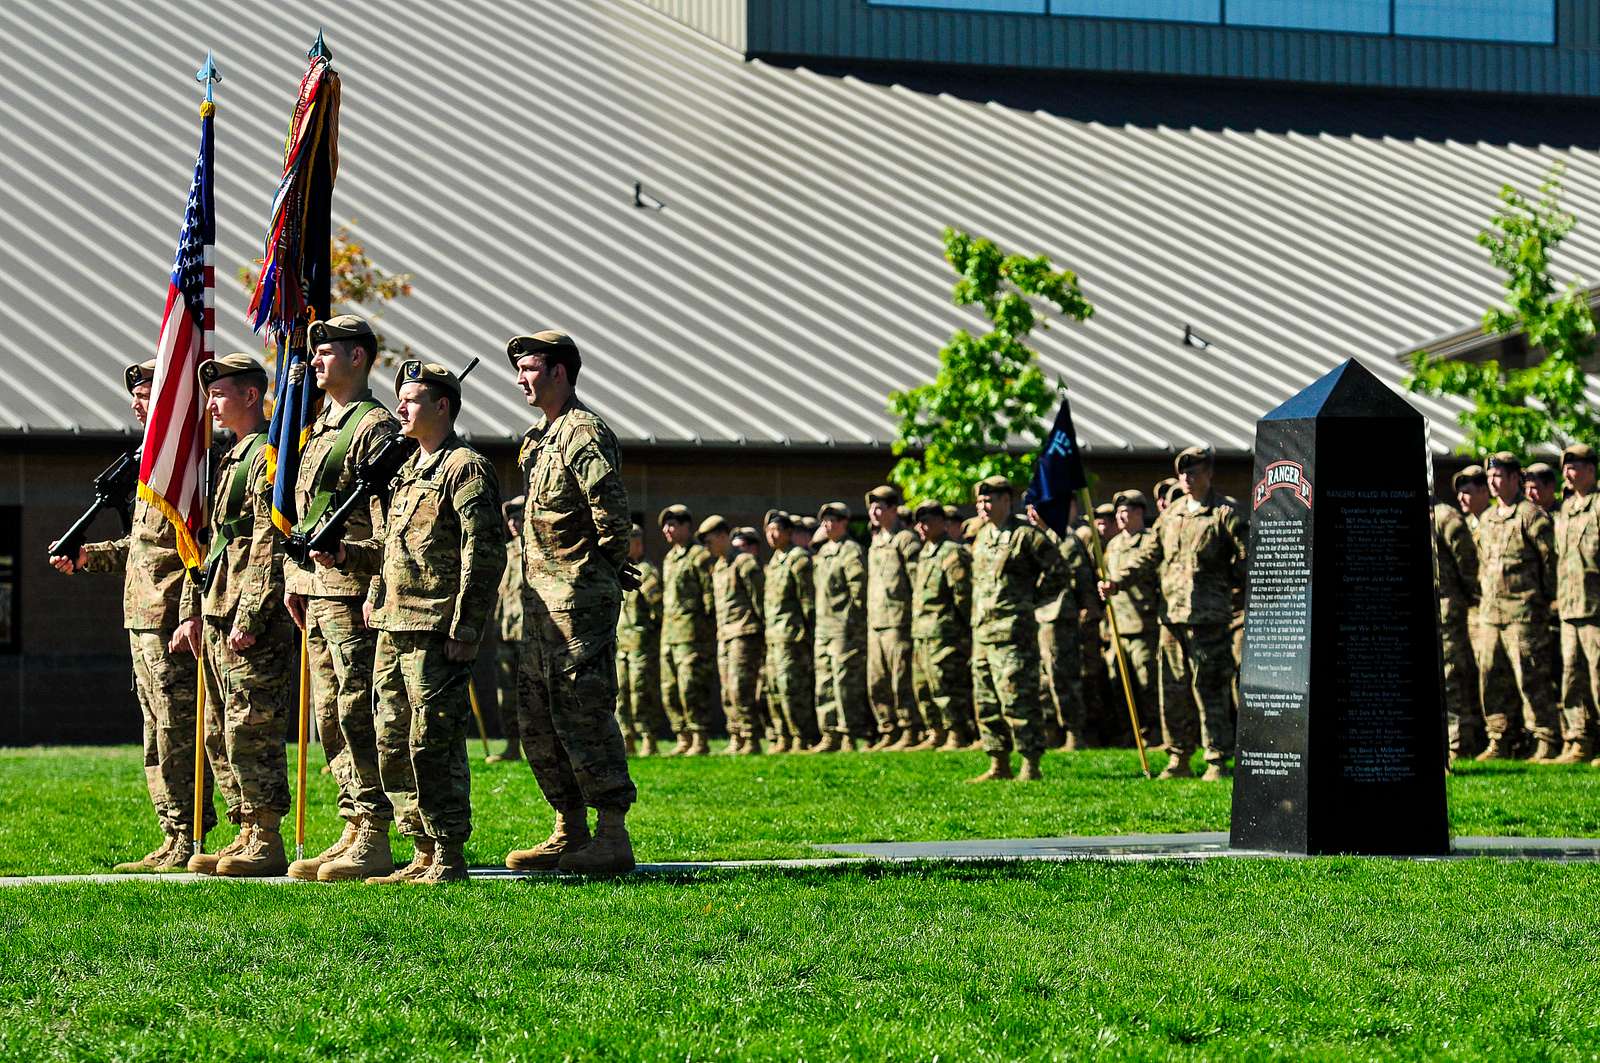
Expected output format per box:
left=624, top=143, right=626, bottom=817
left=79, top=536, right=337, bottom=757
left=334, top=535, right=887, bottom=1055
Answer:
left=5, top=832, right=1600, bottom=886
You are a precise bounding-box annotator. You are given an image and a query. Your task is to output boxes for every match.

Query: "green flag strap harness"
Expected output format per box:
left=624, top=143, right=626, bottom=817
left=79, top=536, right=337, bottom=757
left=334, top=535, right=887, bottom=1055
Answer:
left=204, top=432, right=270, bottom=569
left=293, top=400, right=378, bottom=536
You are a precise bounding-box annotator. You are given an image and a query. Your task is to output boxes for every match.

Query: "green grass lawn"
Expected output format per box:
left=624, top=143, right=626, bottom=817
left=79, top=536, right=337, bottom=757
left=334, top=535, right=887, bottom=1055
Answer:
left=5, top=746, right=1600, bottom=1060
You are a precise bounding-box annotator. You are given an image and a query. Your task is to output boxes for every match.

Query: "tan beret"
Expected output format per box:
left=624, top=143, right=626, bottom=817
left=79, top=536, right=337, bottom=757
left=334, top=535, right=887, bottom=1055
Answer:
left=913, top=499, right=946, bottom=521
left=1093, top=503, right=1115, bottom=519
left=1113, top=490, right=1150, bottom=512
left=865, top=484, right=899, bottom=507
left=1152, top=477, right=1177, bottom=501
left=198, top=352, right=267, bottom=388
left=1524, top=461, right=1557, bottom=483
left=124, top=360, right=156, bottom=394
left=1563, top=444, right=1598, bottom=467
left=658, top=504, right=692, bottom=527
left=973, top=475, right=1012, bottom=499
left=731, top=526, right=760, bottom=545
left=395, top=359, right=462, bottom=399
left=1487, top=451, right=1521, bottom=472
left=502, top=496, right=526, bottom=518
left=943, top=504, right=960, bottom=522
left=506, top=330, right=580, bottom=368
left=1175, top=445, right=1214, bottom=472
left=763, top=508, right=791, bottom=529
left=696, top=514, right=729, bottom=540
left=818, top=501, right=850, bottom=521
left=1452, top=465, right=1487, bottom=491
left=797, top=515, right=819, bottom=533
left=306, top=313, right=373, bottom=346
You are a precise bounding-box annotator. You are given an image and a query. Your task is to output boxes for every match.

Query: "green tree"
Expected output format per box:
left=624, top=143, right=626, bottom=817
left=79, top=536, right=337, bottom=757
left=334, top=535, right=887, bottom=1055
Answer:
left=1407, top=162, right=1598, bottom=456
left=888, top=228, right=1094, bottom=504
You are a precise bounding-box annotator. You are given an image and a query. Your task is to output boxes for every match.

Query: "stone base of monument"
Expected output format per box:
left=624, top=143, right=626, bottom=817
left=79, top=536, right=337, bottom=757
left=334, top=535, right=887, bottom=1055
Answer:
left=1229, top=359, right=1450, bottom=856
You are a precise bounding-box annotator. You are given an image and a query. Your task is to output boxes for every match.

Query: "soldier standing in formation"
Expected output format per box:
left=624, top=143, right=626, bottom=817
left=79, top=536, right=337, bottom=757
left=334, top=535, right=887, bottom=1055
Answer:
left=969, top=476, right=1067, bottom=782
left=865, top=485, right=923, bottom=750
left=1433, top=489, right=1482, bottom=762
left=1103, top=490, right=1162, bottom=750
left=811, top=502, right=870, bottom=752
left=1556, top=444, right=1600, bottom=764
left=658, top=504, right=715, bottom=756
left=614, top=523, right=666, bottom=756
left=316, top=360, right=505, bottom=883
left=763, top=510, right=817, bottom=753
left=1456, top=465, right=1490, bottom=530
left=1029, top=493, right=1100, bottom=751
left=51, top=361, right=214, bottom=871
left=487, top=497, right=527, bottom=764
left=910, top=500, right=975, bottom=750
left=702, top=515, right=766, bottom=754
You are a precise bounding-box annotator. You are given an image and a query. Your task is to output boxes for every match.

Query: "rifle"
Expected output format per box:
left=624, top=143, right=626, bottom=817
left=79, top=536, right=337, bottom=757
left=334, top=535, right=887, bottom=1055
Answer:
left=49, top=448, right=140, bottom=567
left=283, top=432, right=418, bottom=564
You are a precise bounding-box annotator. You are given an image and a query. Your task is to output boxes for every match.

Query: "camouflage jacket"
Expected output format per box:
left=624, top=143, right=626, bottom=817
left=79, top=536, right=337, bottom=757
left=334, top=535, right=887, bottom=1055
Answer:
left=616, top=559, right=662, bottom=652
left=661, top=542, right=716, bottom=644
left=283, top=392, right=396, bottom=601
left=763, top=546, right=814, bottom=645
left=81, top=491, right=200, bottom=631
left=971, top=518, right=1068, bottom=644
left=814, top=537, right=867, bottom=639
left=494, top=538, right=528, bottom=642
left=911, top=536, right=971, bottom=642
left=1476, top=495, right=1555, bottom=625
left=1433, top=502, right=1479, bottom=610
left=713, top=551, right=764, bottom=641
left=519, top=395, right=631, bottom=615
left=1103, top=527, right=1161, bottom=635
left=201, top=428, right=284, bottom=635
left=1035, top=524, right=1100, bottom=626
left=1120, top=489, right=1248, bottom=626
left=344, top=435, right=505, bottom=643
left=867, top=525, right=919, bottom=631
left=1556, top=491, right=1600, bottom=621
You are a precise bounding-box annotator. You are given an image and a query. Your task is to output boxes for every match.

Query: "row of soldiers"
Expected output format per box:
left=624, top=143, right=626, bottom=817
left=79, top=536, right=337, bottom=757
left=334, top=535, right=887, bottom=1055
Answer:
left=482, top=446, right=1249, bottom=782
left=1437, top=447, right=1600, bottom=765
left=53, top=319, right=640, bottom=882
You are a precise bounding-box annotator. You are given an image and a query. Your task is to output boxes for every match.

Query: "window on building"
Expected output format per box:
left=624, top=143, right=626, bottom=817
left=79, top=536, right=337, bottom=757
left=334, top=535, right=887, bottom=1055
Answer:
left=867, top=0, right=1047, bottom=11
left=1394, top=0, right=1554, bottom=44
left=0, top=507, right=17, bottom=652
left=1049, top=0, right=1219, bottom=21
left=1226, top=0, right=1389, bottom=34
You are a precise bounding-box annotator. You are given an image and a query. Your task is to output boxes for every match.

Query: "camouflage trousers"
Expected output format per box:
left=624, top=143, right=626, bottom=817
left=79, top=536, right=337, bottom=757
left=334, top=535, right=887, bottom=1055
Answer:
left=129, top=629, right=216, bottom=838
left=1439, top=599, right=1483, bottom=755
left=493, top=637, right=528, bottom=741
left=660, top=641, right=717, bottom=735
left=305, top=597, right=391, bottom=824
left=1081, top=619, right=1113, bottom=741
left=867, top=627, right=921, bottom=736
left=1158, top=622, right=1235, bottom=766
left=815, top=631, right=873, bottom=739
left=1475, top=620, right=1559, bottom=744
left=615, top=643, right=669, bottom=740
left=1108, top=631, right=1161, bottom=749
left=973, top=633, right=1046, bottom=757
left=519, top=606, right=637, bottom=813
left=1039, top=619, right=1087, bottom=741
left=718, top=635, right=765, bottom=740
left=1560, top=620, right=1600, bottom=744
left=201, top=615, right=294, bottom=821
left=912, top=635, right=972, bottom=740
left=765, top=638, right=817, bottom=746
left=373, top=629, right=474, bottom=843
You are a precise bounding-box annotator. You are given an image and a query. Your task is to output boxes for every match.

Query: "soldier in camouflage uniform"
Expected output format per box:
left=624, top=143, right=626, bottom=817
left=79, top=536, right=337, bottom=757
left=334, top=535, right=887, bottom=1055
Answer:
left=1474, top=451, right=1560, bottom=761
left=910, top=500, right=974, bottom=751
left=659, top=503, right=716, bottom=756
left=283, top=315, right=399, bottom=882
left=187, top=355, right=298, bottom=878
left=702, top=515, right=765, bottom=753
left=1456, top=465, right=1490, bottom=532
left=1108, top=447, right=1249, bottom=781
left=866, top=485, right=923, bottom=750
left=503, top=331, right=638, bottom=874
left=969, top=476, right=1068, bottom=782
left=615, top=523, right=667, bottom=756
left=763, top=510, right=817, bottom=752
left=1104, top=490, right=1162, bottom=750
left=810, top=501, right=871, bottom=752
left=487, top=497, right=528, bottom=764
left=1152, top=478, right=1178, bottom=516
left=1556, top=444, right=1600, bottom=764
left=792, top=515, right=818, bottom=553
left=1071, top=509, right=1113, bottom=743
left=51, top=360, right=215, bottom=872
left=1525, top=462, right=1560, bottom=514
left=1027, top=493, right=1100, bottom=751
left=1434, top=494, right=1483, bottom=761
left=322, top=361, right=505, bottom=883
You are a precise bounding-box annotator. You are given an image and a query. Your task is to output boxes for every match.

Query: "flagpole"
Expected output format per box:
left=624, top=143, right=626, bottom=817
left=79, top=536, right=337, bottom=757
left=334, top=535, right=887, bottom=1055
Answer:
left=1076, top=487, right=1152, bottom=779
left=295, top=624, right=310, bottom=862
left=468, top=678, right=491, bottom=759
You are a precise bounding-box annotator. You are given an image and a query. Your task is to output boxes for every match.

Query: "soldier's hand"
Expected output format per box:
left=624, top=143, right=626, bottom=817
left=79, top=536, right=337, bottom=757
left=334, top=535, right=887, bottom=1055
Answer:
left=619, top=562, right=643, bottom=591
left=169, top=618, right=201, bottom=658
left=49, top=548, right=87, bottom=575
left=227, top=626, right=256, bottom=652
left=309, top=543, right=346, bottom=568
left=445, top=638, right=477, bottom=663
left=285, top=592, right=307, bottom=630
left=1098, top=579, right=1118, bottom=599
left=362, top=601, right=374, bottom=629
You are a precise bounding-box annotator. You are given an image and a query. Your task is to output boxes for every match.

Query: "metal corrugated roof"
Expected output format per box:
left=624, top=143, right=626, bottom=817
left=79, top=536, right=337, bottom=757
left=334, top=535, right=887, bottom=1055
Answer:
left=4, top=0, right=1600, bottom=457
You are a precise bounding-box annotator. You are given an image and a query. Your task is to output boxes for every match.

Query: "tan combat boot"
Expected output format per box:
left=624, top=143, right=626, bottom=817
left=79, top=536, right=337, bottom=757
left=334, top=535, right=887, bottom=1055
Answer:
left=506, top=808, right=591, bottom=872
left=1554, top=739, right=1592, bottom=764
left=1158, top=753, right=1195, bottom=779
left=367, top=837, right=435, bottom=884
left=866, top=731, right=896, bottom=752
left=662, top=732, right=690, bottom=757
left=1530, top=737, right=1563, bottom=763
left=804, top=734, right=842, bottom=754
left=1200, top=762, right=1232, bottom=782
left=318, top=817, right=395, bottom=882
left=770, top=735, right=791, bottom=754
left=287, top=819, right=359, bottom=881
left=717, top=734, right=744, bottom=756
left=623, top=734, right=638, bottom=757
left=189, top=824, right=250, bottom=875
left=938, top=730, right=965, bottom=752
left=1017, top=754, right=1044, bottom=781
left=558, top=808, right=636, bottom=874
left=686, top=732, right=710, bottom=756
left=485, top=741, right=521, bottom=764
left=889, top=729, right=919, bottom=751
left=410, top=841, right=469, bottom=884
left=967, top=753, right=1013, bottom=783
left=638, top=733, right=659, bottom=757
left=113, top=834, right=179, bottom=874
left=216, top=813, right=288, bottom=878
left=152, top=834, right=197, bottom=873
left=1061, top=731, right=1085, bottom=752
left=1475, top=735, right=1516, bottom=761
left=739, top=735, right=763, bottom=755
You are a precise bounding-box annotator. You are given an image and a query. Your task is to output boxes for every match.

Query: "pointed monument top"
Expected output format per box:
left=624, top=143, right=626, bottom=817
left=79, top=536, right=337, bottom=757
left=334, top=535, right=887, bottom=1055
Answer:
left=308, top=29, right=333, bottom=62
left=1262, top=358, right=1421, bottom=422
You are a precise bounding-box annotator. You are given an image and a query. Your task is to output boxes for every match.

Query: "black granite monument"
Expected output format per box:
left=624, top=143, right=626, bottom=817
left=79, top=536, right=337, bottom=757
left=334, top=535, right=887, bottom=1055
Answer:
left=1230, top=358, right=1450, bottom=855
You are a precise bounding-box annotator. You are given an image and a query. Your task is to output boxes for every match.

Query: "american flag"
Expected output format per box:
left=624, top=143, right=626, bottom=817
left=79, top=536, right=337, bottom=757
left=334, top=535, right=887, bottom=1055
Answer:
left=137, top=102, right=214, bottom=570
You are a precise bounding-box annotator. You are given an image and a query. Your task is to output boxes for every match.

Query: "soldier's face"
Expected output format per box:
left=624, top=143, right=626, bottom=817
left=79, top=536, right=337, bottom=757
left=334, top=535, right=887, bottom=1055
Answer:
left=1095, top=517, right=1114, bottom=539
left=765, top=523, right=787, bottom=549
left=663, top=519, right=691, bottom=546
left=977, top=491, right=1011, bottom=524
left=506, top=516, right=523, bottom=538
left=130, top=383, right=151, bottom=425
left=1566, top=461, right=1597, bottom=495
left=1117, top=505, right=1145, bottom=532
left=312, top=341, right=362, bottom=392
left=1178, top=462, right=1212, bottom=498
left=704, top=530, right=729, bottom=557
left=822, top=516, right=847, bottom=541
left=1526, top=478, right=1555, bottom=509
left=396, top=382, right=449, bottom=439
left=1488, top=466, right=1519, bottom=503
left=206, top=378, right=255, bottom=430
left=792, top=530, right=813, bottom=548
left=629, top=535, right=644, bottom=561
left=916, top=516, right=944, bottom=542
left=516, top=353, right=566, bottom=407
left=868, top=501, right=892, bottom=529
